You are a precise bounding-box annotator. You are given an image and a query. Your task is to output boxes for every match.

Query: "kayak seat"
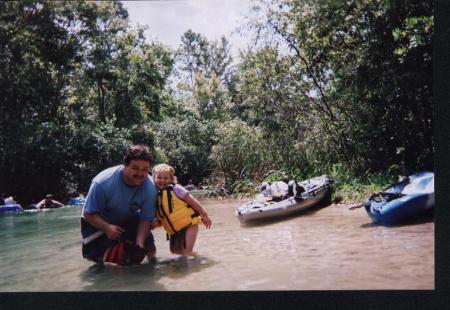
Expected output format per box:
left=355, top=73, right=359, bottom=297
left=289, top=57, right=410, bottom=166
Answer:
left=370, top=191, right=404, bottom=202
left=288, top=180, right=306, bottom=197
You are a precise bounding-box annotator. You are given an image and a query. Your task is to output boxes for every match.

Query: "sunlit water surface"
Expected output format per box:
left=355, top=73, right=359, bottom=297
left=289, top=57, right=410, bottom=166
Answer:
left=0, top=199, right=434, bottom=291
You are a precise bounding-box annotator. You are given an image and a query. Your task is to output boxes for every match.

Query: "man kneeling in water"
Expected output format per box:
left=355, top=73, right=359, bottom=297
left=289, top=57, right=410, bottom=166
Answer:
left=81, top=145, right=158, bottom=265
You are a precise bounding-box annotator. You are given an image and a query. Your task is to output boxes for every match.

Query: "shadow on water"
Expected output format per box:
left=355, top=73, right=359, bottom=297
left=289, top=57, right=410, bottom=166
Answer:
left=79, top=254, right=216, bottom=291
left=79, top=261, right=165, bottom=291
left=359, top=208, right=434, bottom=228
left=155, top=255, right=217, bottom=279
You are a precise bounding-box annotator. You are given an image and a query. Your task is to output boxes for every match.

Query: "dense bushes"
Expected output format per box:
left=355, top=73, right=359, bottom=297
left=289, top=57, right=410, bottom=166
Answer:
left=152, top=116, right=217, bottom=185
left=209, top=120, right=270, bottom=192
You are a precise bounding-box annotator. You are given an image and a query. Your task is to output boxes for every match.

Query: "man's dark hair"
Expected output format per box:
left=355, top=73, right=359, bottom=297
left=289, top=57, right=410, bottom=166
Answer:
left=123, top=144, right=152, bottom=165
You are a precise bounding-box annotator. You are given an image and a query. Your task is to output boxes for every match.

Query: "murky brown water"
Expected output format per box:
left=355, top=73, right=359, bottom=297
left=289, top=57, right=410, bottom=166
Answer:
left=183, top=199, right=434, bottom=290
left=0, top=199, right=434, bottom=291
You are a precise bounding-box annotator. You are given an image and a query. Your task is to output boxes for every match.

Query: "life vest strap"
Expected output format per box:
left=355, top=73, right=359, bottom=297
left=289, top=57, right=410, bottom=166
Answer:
left=158, top=189, right=178, bottom=234
left=167, top=187, right=174, bottom=213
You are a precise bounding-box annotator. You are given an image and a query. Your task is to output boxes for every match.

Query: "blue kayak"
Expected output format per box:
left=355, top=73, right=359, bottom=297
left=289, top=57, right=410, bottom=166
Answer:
left=68, top=197, right=85, bottom=206
left=0, top=204, right=24, bottom=213
left=364, top=171, right=434, bottom=225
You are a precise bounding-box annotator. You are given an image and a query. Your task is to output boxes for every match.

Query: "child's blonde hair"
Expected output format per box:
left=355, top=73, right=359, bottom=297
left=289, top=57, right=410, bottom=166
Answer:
left=152, top=163, right=178, bottom=183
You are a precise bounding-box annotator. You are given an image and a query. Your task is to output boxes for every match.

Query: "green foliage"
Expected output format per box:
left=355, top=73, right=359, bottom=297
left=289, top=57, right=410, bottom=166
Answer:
left=152, top=147, right=168, bottom=165
left=236, top=0, right=433, bottom=179
left=66, top=121, right=134, bottom=190
left=0, top=1, right=171, bottom=204
left=174, top=30, right=233, bottom=121
left=152, top=116, right=217, bottom=185
left=209, top=120, right=274, bottom=192
left=331, top=171, right=396, bottom=203
left=264, top=168, right=304, bottom=183
left=176, top=30, right=232, bottom=81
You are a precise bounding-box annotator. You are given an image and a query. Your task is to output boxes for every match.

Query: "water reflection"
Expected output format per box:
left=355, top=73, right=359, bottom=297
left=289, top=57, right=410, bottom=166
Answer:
left=80, top=261, right=164, bottom=291
left=155, top=255, right=216, bottom=280
left=79, top=255, right=215, bottom=291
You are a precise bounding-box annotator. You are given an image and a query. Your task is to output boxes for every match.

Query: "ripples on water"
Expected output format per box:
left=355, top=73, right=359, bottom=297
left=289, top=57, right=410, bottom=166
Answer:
left=0, top=199, right=434, bottom=291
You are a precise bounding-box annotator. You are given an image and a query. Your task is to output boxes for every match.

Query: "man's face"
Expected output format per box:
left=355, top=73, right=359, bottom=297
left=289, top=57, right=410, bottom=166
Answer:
left=122, top=159, right=150, bottom=186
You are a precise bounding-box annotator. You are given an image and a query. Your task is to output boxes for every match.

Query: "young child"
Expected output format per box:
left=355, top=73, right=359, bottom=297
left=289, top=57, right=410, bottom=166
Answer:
left=152, top=164, right=212, bottom=256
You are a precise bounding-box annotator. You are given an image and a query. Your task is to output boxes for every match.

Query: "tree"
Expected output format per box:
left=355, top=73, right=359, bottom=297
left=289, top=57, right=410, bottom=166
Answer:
left=0, top=1, right=89, bottom=202
left=0, top=1, right=173, bottom=203
left=174, top=30, right=233, bottom=120
left=241, top=0, right=433, bottom=174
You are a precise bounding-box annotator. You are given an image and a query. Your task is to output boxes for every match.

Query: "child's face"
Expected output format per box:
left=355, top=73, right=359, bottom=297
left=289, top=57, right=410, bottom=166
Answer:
left=154, top=171, right=173, bottom=190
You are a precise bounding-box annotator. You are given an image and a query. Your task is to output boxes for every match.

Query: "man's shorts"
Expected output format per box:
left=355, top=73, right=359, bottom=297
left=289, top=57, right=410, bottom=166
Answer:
left=81, top=216, right=155, bottom=265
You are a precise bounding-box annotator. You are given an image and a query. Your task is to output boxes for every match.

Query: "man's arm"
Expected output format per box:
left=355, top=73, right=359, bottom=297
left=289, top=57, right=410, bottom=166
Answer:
left=52, top=199, right=65, bottom=208
left=83, top=211, right=124, bottom=240
left=35, top=199, right=45, bottom=209
left=136, top=220, right=152, bottom=248
left=82, top=180, right=125, bottom=240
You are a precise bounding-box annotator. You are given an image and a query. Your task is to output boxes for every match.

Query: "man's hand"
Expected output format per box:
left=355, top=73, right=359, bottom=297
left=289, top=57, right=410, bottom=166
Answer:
left=105, top=224, right=125, bottom=240
left=136, top=239, right=145, bottom=249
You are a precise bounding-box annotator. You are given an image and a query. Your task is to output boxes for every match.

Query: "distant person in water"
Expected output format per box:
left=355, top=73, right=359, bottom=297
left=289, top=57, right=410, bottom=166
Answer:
left=36, top=194, right=64, bottom=209
left=1, top=193, right=16, bottom=205
left=197, top=181, right=207, bottom=190
left=185, top=179, right=196, bottom=191
left=81, top=144, right=159, bottom=266
left=68, top=191, right=86, bottom=206
left=152, top=164, right=212, bottom=256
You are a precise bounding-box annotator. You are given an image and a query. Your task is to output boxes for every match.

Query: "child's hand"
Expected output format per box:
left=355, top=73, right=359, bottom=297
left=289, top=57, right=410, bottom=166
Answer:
left=201, top=215, right=212, bottom=229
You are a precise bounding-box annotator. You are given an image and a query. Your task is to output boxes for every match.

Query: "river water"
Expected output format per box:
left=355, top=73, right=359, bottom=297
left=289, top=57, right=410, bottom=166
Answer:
left=0, top=199, right=434, bottom=291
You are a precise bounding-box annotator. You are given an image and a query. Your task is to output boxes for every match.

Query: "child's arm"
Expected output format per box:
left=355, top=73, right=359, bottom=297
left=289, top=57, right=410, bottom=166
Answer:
left=183, top=194, right=212, bottom=229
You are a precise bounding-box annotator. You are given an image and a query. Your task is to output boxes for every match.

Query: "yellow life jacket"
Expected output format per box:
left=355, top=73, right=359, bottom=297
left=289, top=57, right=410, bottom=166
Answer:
left=157, top=184, right=201, bottom=235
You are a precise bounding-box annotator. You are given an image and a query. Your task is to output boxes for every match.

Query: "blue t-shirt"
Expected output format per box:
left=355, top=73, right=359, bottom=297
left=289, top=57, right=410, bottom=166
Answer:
left=82, top=165, right=157, bottom=224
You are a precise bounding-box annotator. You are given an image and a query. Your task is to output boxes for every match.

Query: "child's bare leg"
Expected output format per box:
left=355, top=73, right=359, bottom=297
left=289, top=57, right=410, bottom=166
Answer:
left=170, top=244, right=183, bottom=255
left=181, top=225, right=198, bottom=256
left=170, top=232, right=185, bottom=255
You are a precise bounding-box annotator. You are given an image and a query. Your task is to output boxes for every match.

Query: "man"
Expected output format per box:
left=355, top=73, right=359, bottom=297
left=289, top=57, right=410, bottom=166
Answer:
left=36, top=194, right=64, bottom=209
left=81, top=144, right=158, bottom=265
